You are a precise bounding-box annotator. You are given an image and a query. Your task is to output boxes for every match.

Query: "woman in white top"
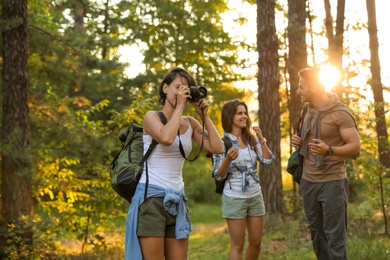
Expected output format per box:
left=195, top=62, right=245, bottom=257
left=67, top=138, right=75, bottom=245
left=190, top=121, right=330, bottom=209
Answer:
left=125, top=67, right=223, bottom=260
left=212, top=99, right=274, bottom=260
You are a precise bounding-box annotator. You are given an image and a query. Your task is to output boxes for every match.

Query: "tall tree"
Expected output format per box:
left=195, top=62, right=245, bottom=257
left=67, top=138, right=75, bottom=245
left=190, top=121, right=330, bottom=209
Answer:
left=307, top=1, right=317, bottom=66
left=257, top=0, right=285, bottom=213
left=74, top=0, right=85, bottom=34
left=1, top=0, right=33, bottom=256
left=323, top=0, right=345, bottom=97
left=366, top=0, right=390, bottom=236
left=22, top=0, right=132, bottom=250
left=287, top=0, right=308, bottom=202
left=287, top=0, right=308, bottom=140
left=365, top=0, right=390, bottom=168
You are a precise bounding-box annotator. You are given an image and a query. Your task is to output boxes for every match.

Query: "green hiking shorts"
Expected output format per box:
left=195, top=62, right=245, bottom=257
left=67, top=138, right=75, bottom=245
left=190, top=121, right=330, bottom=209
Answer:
left=222, top=193, right=265, bottom=219
left=137, top=197, right=189, bottom=238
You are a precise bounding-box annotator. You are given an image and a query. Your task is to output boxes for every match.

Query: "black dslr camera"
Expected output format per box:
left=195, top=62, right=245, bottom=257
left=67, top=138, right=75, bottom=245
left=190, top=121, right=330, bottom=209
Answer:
left=187, top=85, right=207, bottom=103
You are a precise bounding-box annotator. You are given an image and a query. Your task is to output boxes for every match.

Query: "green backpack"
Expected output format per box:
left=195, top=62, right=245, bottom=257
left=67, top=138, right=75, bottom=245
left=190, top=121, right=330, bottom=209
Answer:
left=110, top=111, right=167, bottom=203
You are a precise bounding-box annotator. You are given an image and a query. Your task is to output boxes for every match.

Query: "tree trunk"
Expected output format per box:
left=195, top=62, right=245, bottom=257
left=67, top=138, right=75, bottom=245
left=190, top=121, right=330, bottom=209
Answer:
left=324, top=0, right=345, bottom=98
left=324, top=0, right=334, bottom=49
left=307, top=1, right=317, bottom=66
left=287, top=0, right=307, bottom=134
left=1, top=0, right=33, bottom=256
left=102, top=0, right=110, bottom=60
left=366, top=0, right=390, bottom=168
left=73, top=0, right=87, bottom=97
left=287, top=0, right=308, bottom=208
left=334, top=0, right=345, bottom=69
left=74, top=0, right=85, bottom=33
left=256, top=0, right=285, bottom=213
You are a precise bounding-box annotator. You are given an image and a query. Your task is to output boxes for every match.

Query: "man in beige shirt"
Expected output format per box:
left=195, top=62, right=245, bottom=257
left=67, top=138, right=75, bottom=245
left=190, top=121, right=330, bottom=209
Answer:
left=291, top=67, right=360, bottom=260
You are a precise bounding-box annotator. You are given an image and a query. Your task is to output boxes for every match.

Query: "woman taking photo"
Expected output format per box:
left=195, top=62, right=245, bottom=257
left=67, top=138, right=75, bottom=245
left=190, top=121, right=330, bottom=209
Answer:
left=212, top=99, right=274, bottom=260
left=125, top=67, right=223, bottom=260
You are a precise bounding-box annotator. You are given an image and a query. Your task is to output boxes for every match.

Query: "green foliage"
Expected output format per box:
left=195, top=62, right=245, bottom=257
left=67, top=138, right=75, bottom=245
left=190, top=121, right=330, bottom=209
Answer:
left=188, top=224, right=231, bottom=260
left=13, top=0, right=145, bottom=254
left=183, top=151, right=222, bottom=205
left=344, top=98, right=390, bottom=239
left=188, top=202, right=223, bottom=224
left=31, top=96, right=128, bottom=252
left=348, top=230, right=390, bottom=260
left=119, top=0, right=247, bottom=112
left=0, top=215, right=61, bottom=259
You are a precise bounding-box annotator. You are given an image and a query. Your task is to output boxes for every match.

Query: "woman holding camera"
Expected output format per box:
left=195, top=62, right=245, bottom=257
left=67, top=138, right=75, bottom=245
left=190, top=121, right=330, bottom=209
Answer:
left=125, top=67, right=223, bottom=260
left=212, top=99, right=274, bottom=260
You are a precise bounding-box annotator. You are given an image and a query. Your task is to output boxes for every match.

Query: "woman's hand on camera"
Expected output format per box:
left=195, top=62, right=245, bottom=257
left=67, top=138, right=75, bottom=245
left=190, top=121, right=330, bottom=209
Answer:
left=176, top=85, right=191, bottom=107
left=193, top=99, right=209, bottom=116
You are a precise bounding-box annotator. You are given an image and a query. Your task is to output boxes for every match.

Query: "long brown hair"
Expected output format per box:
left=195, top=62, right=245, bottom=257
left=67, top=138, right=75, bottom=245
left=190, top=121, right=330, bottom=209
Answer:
left=221, top=99, right=257, bottom=149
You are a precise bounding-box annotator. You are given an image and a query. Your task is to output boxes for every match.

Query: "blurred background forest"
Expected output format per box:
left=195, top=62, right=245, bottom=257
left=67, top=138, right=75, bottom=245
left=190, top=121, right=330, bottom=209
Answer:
left=1, top=0, right=390, bottom=259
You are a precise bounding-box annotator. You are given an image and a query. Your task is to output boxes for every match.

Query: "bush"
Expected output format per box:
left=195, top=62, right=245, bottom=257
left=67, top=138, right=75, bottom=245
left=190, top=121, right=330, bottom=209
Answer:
left=183, top=152, right=221, bottom=205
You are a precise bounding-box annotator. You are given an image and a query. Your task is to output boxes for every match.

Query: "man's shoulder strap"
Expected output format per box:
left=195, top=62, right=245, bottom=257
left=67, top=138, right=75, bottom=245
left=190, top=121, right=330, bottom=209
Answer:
left=302, top=103, right=309, bottom=115
left=321, top=105, right=351, bottom=116
left=321, top=105, right=357, bottom=129
left=297, top=104, right=309, bottom=136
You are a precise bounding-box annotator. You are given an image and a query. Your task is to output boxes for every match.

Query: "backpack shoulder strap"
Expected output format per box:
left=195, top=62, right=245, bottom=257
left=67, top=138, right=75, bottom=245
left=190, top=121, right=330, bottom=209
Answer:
left=156, top=111, right=168, bottom=125
left=138, top=111, right=167, bottom=166
left=302, top=103, right=309, bottom=116
left=222, top=135, right=233, bottom=156
left=297, top=104, right=309, bottom=137
left=220, top=135, right=233, bottom=178
left=320, top=106, right=357, bottom=129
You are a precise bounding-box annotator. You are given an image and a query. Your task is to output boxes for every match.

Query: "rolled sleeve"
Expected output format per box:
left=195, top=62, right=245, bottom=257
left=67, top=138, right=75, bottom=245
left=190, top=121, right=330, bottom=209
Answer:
left=255, top=142, right=275, bottom=168
left=212, top=153, right=226, bottom=180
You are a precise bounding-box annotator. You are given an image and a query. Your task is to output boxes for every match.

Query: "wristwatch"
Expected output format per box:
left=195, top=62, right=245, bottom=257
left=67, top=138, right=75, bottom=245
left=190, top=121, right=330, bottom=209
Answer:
left=325, top=145, right=334, bottom=157
left=260, top=138, right=267, bottom=145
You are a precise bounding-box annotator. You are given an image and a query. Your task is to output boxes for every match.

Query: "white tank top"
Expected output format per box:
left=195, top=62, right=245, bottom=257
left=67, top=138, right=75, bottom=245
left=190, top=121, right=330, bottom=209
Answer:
left=139, top=117, right=193, bottom=191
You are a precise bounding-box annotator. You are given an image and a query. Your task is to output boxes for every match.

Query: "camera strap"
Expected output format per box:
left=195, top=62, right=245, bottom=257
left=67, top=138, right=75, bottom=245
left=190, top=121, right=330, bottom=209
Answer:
left=177, top=110, right=205, bottom=161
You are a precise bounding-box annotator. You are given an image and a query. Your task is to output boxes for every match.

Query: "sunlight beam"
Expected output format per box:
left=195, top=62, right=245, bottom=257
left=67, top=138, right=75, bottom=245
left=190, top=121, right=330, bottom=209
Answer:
left=320, top=65, right=340, bottom=91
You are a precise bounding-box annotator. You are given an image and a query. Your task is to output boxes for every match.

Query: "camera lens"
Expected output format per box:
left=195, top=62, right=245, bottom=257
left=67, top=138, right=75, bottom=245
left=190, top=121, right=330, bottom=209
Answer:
left=198, top=86, right=207, bottom=98
left=187, top=85, right=207, bottom=102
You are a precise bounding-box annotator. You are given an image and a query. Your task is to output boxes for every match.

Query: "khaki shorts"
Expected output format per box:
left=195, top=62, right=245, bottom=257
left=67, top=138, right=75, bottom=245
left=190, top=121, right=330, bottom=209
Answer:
left=222, top=194, right=265, bottom=219
left=137, top=197, right=189, bottom=238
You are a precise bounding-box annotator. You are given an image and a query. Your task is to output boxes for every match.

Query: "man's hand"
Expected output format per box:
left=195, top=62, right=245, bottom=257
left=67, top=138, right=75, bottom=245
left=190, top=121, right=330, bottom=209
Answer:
left=308, top=139, right=328, bottom=156
left=291, top=134, right=303, bottom=147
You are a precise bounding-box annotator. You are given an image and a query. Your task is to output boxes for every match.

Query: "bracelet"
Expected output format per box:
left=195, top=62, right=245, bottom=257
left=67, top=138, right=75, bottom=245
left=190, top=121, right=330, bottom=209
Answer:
left=260, top=138, right=267, bottom=145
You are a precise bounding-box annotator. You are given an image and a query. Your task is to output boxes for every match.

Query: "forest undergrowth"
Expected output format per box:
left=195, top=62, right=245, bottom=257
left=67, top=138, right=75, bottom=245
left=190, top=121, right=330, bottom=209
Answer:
left=59, top=201, right=390, bottom=260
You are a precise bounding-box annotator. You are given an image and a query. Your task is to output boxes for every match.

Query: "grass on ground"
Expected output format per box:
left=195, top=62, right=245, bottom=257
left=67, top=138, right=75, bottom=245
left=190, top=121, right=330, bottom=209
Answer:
left=59, top=202, right=390, bottom=260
